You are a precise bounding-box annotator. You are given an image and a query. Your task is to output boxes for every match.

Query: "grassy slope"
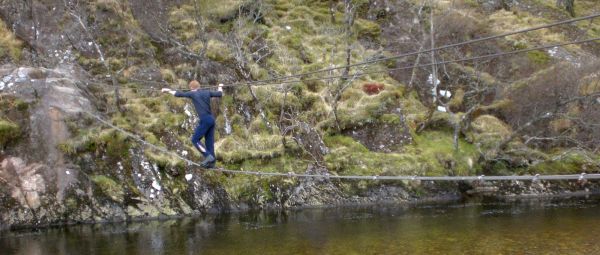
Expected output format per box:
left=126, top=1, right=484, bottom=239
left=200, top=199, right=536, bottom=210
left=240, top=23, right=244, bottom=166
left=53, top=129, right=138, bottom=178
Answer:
left=7, top=0, right=597, bottom=203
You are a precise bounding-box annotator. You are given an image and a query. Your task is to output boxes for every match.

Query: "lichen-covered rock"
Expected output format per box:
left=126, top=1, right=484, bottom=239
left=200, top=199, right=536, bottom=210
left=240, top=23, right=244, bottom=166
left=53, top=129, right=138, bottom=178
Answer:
left=0, top=157, right=47, bottom=210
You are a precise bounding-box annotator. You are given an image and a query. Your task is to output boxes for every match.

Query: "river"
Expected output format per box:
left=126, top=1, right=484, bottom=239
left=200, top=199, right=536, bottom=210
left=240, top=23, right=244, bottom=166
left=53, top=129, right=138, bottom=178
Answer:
left=2, top=196, right=600, bottom=254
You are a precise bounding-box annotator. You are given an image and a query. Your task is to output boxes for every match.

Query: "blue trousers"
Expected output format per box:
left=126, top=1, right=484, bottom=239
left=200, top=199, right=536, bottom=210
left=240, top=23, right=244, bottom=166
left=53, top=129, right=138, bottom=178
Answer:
left=191, top=115, right=216, bottom=158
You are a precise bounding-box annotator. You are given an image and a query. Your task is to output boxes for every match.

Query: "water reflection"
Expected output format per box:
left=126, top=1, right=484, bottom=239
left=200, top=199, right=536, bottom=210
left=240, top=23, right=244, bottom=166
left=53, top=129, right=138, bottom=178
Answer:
left=2, top=196, right=600, bottom=254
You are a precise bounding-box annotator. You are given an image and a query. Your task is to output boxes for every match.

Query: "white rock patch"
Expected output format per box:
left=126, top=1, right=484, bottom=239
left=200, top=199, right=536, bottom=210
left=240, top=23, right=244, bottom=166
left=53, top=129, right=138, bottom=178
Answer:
left=151, top=180, right=162, bottom=191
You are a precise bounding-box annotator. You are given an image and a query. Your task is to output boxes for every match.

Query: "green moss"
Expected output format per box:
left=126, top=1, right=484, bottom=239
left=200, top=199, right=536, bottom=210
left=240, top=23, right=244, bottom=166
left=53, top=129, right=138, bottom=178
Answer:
left=205, top=39, right=233, bottom=62
left=355, top=19, right=381, bottom=39
left=160, top=69, right=177, bottom=83
left=467, top=115, right=512, bottom=155
left=216, top=134, right=285, bottom=163
left=449, top=89, right=465, bottom=109
left=221, top=175, right=264, bottom=203
left=14, top=99, right=29, bottom=111
left=57, top=142, right=77, bottom=155
left=324, top=131, right=479, bottom=177
left=529, top=153, right=586, bottom=174
left=76, top=55, right=105, bottom=75
left=399, top=91, right=429, bottom=131
left=197, top=0, right=248, bottom=19
left=65, top=197, right=78, bottom=210
left=221, top=161, right=299, bottom=204
left=336, top=87, right=402, bottom=130
left=248, top=117, right=270, bottom=134
left=108, top=57, right=124, bottom=71
left=406, top=130, right=479, bottom=175
left=379, top=114, right=400, bottom=124
left=99, top=130, right=130, bottom=158
left=165, top=179, right=187, bottom=195
left=90, top=175, right=124, bottom=202
left=527, top=50, right=552, bottom=66
left=145, top=150, right=185, bottom=170
left=255, top=86, right=303, bottom=112
left=217, top=148, right=307, bottom=203
left=281, top=33, right=304, bottom=51
left=94, top=0, right=122, bottom=13
left=59, top=131, right=100, bottom=156
left=143, top=132, right=160, bottom=145
left=0, top=119, right=20, bottom=147
left=462, top=0, right=479, bottom=7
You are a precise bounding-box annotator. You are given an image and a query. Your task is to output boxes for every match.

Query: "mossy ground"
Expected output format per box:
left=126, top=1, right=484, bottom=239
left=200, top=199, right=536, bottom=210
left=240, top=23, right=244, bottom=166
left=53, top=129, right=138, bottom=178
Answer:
left=573, top=0, right=600, bottom=38
left=324, top=130, right=479, bottom=177
left=486, top=9, right=582, bottom=53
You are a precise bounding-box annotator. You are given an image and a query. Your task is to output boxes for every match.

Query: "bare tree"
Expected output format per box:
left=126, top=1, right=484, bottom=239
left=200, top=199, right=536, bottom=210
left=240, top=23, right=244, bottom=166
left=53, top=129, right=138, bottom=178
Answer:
left=228, top=2, right=273, bottom=131
left=328, top=60, right=374, bottom=132
left=499, top=62, right=600, bottom=152
left=428, top=0, right=439, bottom=105
left=130, top=0, right=209, bottom=65
left=407, top=1, right=428, bottom=90
left=556, top=0, right=575, bottom=17
left=341, top=0, right=356, bottom=80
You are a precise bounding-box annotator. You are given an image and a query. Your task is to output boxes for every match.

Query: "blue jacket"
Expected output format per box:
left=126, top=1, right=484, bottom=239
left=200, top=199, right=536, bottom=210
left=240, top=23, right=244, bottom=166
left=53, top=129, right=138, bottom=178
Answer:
left=175, top=90, right=222, bottom=117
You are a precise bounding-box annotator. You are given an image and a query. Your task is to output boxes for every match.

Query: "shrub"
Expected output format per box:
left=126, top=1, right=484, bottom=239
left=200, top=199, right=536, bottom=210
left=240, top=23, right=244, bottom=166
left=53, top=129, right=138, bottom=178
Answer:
left=501, top=61, right=600, bottom=150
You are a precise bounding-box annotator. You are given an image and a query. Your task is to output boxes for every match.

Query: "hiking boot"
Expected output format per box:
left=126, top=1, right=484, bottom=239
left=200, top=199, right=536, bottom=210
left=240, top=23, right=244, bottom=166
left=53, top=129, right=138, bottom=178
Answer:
left=200, top=155, right=215, bottom=168
left=201, top=161, right=216, bottom=169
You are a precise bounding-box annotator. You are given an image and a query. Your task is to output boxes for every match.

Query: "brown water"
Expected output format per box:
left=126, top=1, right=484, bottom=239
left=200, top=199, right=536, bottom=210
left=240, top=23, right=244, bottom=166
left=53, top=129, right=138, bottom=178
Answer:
left=2, top=196, right=600, bottom=255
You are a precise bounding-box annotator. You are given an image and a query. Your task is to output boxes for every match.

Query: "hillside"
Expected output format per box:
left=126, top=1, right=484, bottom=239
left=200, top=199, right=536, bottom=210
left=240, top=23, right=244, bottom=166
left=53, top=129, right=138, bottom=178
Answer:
left=0, top=0, right=599, bottom=228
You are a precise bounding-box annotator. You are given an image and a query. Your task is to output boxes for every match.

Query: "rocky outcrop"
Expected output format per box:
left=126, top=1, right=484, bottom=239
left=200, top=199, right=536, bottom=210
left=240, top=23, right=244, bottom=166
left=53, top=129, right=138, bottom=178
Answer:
left=0, top=65, right=232, bottom=229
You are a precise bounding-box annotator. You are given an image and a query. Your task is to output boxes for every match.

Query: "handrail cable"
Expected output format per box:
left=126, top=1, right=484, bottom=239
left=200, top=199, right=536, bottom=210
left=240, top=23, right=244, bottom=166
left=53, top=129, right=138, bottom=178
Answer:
left=85, top=37, right=600, bottom=92
left=77, top=13, right=600, bottom=92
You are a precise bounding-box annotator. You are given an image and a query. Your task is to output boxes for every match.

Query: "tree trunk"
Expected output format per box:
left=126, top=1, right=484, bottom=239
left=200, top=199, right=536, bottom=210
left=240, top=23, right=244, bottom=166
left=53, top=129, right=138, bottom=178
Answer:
left=565, top=0, right=575, bottom=17
left=342, top=0, right=355, bottom=80
left=429, top=0, right=437, bottom=105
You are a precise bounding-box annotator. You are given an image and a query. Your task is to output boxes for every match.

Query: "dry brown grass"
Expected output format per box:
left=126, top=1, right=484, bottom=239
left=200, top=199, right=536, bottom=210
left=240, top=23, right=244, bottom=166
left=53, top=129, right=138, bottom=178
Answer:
left=0, top=20, right=22, bottom=61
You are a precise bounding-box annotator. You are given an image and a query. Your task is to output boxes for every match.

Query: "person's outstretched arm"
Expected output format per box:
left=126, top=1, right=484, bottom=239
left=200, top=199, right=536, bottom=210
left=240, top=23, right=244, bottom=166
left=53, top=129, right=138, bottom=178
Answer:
left=162, top=88, right=192, bottom=97
left=210, top=84, right=224, bottom=97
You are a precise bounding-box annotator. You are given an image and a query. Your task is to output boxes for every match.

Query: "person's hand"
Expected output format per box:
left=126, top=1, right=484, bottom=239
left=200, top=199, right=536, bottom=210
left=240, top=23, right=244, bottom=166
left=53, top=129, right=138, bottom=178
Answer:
left=218, top=83, right=224, bottom=92
left=162, top=88, right=176, bottom=95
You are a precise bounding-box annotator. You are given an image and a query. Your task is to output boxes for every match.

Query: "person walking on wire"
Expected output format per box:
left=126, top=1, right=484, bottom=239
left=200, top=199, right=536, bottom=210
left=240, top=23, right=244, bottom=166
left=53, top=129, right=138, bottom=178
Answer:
left=162, top=80, right=223, bottom=168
